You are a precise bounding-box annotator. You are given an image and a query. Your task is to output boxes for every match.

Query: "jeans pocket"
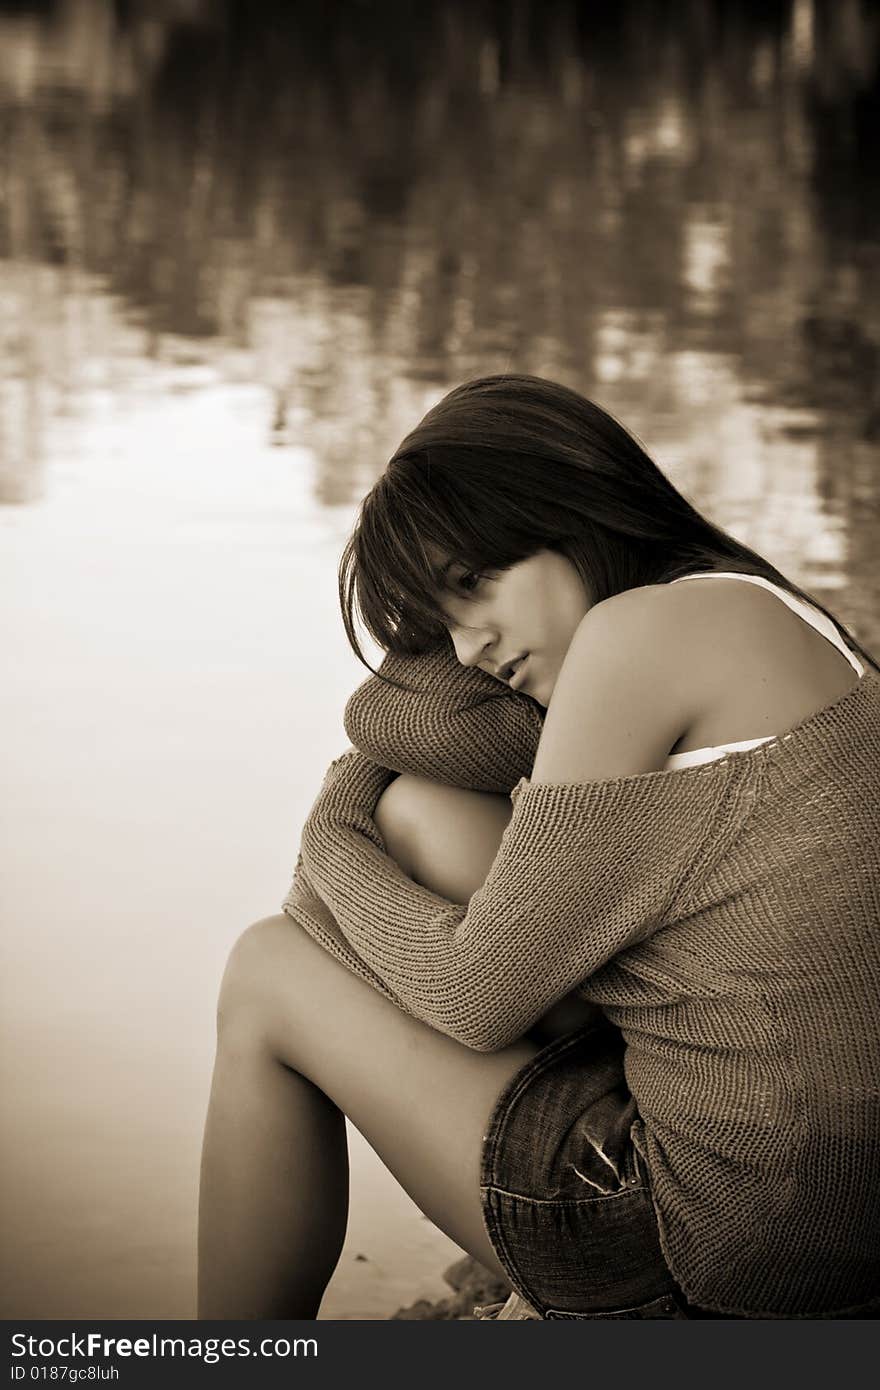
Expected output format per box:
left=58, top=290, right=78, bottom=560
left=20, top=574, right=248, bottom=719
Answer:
left=545, top=1294, right=687, bottom=1320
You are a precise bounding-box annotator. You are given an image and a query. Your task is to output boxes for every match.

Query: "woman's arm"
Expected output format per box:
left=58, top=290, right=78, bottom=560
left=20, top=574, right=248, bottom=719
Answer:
left=297, top=747, right=740, bottom=1051
left=296, top=596, right=744, bottom=1051
left=284, top=797, right=606, bottom=1044
left=282, top=640, right=538, bottom=1027
left=343, top=640, right=543, bottom=793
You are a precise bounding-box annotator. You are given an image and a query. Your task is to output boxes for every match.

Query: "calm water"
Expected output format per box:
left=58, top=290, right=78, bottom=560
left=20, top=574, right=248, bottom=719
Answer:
left=1, top=0, right=878, bottom=1319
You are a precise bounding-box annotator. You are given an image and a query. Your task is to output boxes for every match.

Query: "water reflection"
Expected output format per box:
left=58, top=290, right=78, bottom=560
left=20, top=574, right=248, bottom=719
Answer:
left=1, top=0, right=879, bottom=1320
left=2, top=1, right=877, bottom=621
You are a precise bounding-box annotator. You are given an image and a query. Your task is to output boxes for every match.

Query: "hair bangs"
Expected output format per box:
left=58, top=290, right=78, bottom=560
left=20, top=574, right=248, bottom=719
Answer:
left=339, top=481, right=452, bottom=670
left=339, top=455, right=545, bottom=674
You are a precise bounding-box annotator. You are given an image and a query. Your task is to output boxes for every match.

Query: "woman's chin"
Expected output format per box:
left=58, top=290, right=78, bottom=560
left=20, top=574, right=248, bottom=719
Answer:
left=530, top=677, right=552, bottom=709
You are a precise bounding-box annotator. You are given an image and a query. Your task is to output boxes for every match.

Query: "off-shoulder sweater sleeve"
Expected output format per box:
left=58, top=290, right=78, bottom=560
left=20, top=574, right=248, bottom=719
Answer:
left=297, top=749, right=750, bottom=1051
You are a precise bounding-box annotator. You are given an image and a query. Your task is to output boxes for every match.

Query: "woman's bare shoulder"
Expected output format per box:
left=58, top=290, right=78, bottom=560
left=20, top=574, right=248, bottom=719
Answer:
left=529, top=585, right=702, bottom=785
left=579, top=579, right=729, bottom=667
left=527, top=575, right=839, bottom=786
left=596, top=575, right=812, bottom=673
left=640, top=573, right=851, bottom=683
left=635, top=575, right=860, bottom=741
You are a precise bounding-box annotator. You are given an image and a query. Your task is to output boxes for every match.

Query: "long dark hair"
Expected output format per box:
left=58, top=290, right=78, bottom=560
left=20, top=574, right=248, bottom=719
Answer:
left=339, top=374, right=878, bottom=682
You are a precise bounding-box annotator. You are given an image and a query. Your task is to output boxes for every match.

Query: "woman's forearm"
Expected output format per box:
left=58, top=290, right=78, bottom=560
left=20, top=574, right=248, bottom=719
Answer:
left=285, top=766, right=605, bottom=1046
left=343, top=642, right=543, bottom=793
left=297, top=748, right=741, bottom=1052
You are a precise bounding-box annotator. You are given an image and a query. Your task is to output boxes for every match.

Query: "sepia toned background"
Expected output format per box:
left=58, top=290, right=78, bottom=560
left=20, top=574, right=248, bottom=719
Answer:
left=1, top=0, right=878, bottom=1319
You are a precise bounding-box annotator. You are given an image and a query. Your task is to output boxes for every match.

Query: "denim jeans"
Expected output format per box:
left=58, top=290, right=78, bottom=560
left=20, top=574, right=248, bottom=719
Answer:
left=479, top=1020, right=880, bottom=1320
left=479, top=1021, right=691, bottom=1319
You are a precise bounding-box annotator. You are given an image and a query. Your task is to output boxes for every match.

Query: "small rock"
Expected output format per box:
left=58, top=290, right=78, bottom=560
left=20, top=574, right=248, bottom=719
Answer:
left=392, top=1256, right=511, bottom=1319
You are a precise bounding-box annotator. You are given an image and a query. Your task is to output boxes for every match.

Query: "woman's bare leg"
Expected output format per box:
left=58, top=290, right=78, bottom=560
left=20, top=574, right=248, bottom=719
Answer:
left=197, top=916, right=536, bottom=1317
left=198, top=774, right=597, bottom=1319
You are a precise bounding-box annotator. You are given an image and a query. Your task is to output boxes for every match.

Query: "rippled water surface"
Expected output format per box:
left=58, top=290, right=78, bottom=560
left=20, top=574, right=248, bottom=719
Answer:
left=1, top=0, right=878, bottom=1319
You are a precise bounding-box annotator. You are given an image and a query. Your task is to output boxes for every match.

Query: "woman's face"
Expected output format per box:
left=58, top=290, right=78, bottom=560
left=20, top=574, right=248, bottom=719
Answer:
left=435, top=549, right=592, bottom=708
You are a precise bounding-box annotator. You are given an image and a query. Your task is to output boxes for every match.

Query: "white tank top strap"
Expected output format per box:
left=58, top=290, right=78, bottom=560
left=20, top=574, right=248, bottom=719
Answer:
left=663, top=571, right=865, bottom=770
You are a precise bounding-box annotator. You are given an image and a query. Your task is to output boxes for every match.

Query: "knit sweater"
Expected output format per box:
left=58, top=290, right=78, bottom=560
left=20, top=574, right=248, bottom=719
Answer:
left=283, top=645, right=880, bottom=1317
left=284, top=646, right=544, bottom=1006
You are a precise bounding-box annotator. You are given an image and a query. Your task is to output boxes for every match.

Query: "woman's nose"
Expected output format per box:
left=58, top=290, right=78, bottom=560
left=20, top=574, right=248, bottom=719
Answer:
left=449, top=623, right=498, bottom=669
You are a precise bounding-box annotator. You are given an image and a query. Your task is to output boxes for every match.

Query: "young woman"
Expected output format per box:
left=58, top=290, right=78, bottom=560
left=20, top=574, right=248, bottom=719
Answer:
left=198, top=375, right=880, bottom=1320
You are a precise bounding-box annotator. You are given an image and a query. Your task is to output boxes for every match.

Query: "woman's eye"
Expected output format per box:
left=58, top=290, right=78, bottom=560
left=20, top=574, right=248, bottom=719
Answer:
left=457, top=570, right=482, bottom=593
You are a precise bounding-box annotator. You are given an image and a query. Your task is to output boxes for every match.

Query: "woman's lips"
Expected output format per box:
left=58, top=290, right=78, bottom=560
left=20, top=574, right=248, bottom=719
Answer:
left=508, top=653, right=530, bottom=691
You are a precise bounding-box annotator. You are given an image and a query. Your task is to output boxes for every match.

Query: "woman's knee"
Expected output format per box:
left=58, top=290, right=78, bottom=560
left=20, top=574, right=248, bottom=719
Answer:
left=374, top=775, right=512, bottom=900
left=217, top=914, right=304, bottom=1035
left=374, top=775, right=431, bottom=872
